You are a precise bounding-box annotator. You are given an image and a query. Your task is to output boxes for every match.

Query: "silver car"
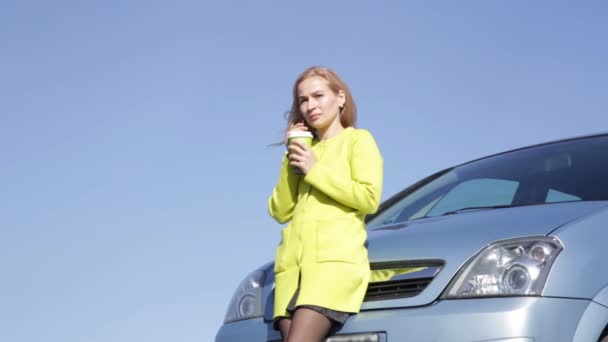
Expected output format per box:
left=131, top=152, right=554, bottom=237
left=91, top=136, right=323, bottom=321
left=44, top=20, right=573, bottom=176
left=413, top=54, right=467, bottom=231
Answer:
left=216, top=133, right=608, bottom=342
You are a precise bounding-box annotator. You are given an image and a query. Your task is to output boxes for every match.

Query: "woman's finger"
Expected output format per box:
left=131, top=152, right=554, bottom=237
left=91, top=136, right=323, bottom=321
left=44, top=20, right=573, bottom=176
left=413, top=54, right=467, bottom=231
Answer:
left=287, top=144, right=305, bottom=156
left=290, top=126, right=308, bottom=132
left=293, top=121, right=308, bottom=129
left=290, top=139, right=310, bottom=150
left=289, top=159, right=302, bottom=169
left=287, top=148, right=300, bottom=158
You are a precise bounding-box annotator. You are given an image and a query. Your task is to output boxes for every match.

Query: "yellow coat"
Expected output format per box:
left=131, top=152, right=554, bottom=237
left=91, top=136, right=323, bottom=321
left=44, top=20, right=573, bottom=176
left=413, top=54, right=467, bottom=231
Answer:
left=268, top=127, right=383, bottom=319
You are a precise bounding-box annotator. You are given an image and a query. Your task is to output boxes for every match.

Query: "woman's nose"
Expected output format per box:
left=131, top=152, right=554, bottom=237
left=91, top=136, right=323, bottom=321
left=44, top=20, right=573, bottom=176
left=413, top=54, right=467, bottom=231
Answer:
left=306, top=98, right=317, bottom=112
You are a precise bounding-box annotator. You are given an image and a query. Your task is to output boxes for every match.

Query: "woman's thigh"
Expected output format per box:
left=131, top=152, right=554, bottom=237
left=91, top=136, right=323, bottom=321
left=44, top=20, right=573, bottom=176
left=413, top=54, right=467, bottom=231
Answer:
left=287, top=307, right=333, bottom=342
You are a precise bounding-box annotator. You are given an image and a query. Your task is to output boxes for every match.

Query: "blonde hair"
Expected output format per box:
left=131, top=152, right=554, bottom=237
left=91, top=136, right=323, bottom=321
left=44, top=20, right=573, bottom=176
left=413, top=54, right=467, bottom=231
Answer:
left=285, top=66, right=357, bottom=135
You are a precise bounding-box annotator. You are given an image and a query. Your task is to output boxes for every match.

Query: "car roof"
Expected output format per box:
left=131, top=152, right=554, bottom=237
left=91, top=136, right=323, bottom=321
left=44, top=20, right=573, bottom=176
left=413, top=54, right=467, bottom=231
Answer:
left=458, top=131, right=608, bottom=168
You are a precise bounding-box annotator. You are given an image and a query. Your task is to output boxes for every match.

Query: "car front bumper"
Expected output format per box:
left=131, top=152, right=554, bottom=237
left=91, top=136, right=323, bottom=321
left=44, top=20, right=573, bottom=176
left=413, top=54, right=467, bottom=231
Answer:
left=215, top=297, right=608, bottom=342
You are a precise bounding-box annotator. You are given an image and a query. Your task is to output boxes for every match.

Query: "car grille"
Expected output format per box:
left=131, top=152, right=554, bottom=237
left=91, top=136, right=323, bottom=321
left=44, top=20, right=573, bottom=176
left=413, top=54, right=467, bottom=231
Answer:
left=364, top=276, right=434, bottom=301
left=363, top=260, right=443, bottom=302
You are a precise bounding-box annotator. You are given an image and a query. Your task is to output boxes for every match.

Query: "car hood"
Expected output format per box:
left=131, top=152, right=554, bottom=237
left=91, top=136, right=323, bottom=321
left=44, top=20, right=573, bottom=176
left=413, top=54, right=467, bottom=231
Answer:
left=362, top=201, right=608, bottom=310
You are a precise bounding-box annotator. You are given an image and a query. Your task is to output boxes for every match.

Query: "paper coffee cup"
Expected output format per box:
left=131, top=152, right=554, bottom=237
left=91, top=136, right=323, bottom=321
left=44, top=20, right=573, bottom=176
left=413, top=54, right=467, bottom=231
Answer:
left=287, top=131, right=313, bottom=174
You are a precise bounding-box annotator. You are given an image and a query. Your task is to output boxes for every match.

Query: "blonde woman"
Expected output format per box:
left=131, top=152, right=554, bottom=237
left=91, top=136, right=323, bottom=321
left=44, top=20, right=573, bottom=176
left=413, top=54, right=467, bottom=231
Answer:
left=269, top=66, right=383, bottom=342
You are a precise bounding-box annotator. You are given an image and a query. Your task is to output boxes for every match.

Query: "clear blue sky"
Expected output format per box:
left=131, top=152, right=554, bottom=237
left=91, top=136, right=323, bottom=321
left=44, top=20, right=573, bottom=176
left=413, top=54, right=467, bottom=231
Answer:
left=1, top=1, right=607, bottom=341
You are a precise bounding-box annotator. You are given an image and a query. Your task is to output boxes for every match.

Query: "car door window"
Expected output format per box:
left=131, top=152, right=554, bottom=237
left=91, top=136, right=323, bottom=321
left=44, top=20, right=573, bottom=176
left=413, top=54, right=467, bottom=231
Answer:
left=546, top=189, right=581, bottom=203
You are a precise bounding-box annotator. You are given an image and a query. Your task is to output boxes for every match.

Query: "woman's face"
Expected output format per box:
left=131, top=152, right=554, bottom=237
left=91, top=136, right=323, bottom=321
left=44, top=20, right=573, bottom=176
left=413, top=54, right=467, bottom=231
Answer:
left=297, top=76, right=345, bottom=131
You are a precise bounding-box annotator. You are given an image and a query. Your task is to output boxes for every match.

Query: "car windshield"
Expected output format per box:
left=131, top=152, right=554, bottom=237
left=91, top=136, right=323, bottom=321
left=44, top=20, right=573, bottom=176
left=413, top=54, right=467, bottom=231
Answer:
left=367, top=135, right=608, bottom=229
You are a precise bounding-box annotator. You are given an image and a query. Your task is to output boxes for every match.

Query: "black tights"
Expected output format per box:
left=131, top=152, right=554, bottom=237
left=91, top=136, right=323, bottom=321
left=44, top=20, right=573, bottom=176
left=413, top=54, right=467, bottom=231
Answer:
left=278, top=307, right=333, bottom=342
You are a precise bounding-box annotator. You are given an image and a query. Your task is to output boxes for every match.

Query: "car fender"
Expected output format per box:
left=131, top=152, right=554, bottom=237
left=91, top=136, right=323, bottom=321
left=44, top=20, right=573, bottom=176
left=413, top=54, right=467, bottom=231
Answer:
left=572, top=300, right=608, bottom=342
left=544, top=206, right=608, bottom=299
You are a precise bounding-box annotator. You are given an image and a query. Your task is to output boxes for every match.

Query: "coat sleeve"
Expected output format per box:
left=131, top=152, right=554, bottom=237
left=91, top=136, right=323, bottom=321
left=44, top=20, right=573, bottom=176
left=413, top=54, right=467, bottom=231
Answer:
left=268, top=153, right=302, bottom=223
left=304, top=130, right=383, bottom=214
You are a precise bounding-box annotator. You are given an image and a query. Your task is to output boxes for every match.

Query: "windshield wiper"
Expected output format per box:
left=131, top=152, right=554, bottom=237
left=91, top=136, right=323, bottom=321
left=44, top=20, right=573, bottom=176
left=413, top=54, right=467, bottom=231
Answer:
left=440, top=204, right=518, bottom=216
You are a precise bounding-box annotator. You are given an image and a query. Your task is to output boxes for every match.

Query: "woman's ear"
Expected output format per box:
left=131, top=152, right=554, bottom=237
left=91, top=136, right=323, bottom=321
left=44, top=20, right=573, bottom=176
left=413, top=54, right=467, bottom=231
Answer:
left=337, top=90, right=346, bottom=108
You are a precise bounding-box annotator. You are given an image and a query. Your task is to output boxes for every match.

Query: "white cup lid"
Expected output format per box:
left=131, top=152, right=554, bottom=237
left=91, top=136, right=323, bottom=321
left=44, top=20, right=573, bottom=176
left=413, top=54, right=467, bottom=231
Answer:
left=288, top=131, right=313, bottom=138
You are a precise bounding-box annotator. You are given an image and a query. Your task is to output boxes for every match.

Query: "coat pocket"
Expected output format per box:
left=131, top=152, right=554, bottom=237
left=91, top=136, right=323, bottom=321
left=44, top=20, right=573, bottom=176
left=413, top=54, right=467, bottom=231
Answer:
left=274, top=227, right=291, bottom=273
left=315, top=218, right=363, bottom=264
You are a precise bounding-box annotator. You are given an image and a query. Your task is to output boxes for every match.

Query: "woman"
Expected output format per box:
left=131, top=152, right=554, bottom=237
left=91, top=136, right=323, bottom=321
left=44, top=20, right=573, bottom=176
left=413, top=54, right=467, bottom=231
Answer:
left=268, top=66, right=383, bottom=342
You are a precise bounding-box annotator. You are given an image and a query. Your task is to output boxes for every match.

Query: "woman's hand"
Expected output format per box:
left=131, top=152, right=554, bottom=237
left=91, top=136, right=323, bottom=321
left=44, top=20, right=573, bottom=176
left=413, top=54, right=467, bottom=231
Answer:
left=287, top=139, right=316, bottom=174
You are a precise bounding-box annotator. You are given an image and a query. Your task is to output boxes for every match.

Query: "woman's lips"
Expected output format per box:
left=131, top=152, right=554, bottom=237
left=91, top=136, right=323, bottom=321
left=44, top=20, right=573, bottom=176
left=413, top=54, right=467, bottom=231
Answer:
left=309, top=114, right=321, bottom=121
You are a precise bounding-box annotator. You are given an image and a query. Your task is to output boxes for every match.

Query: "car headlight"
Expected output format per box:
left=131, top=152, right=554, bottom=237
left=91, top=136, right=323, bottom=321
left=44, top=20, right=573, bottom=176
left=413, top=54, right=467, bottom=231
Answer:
left=442, top=236, right=563, bottom=298
left=223, top=270, right=265, bottom=323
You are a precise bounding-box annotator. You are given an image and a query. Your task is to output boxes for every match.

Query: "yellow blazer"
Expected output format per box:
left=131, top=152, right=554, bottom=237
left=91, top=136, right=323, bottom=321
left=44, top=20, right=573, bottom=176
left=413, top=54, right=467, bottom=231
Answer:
left=268, top=127, right=383, bottom=319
